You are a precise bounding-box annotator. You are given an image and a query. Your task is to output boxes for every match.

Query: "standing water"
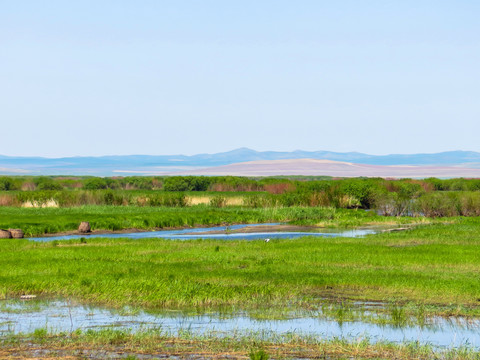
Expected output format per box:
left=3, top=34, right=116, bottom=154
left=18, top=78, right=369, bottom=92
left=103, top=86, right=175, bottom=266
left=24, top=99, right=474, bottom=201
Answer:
left=1, top=300, right=479, bottom=348
left=28, top=223, right=378, bottom=242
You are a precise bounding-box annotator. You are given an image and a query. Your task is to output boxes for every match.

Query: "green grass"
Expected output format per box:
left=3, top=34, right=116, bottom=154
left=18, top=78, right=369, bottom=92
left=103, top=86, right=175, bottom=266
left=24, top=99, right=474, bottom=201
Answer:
left=0, top=205, right=428, bottom=236
left=0, top=217, right=479, bottom=315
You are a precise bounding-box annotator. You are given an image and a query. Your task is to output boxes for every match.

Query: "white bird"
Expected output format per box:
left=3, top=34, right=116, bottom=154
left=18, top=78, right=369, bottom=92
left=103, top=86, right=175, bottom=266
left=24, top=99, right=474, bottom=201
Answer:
left=265, top=238, right=270, bottom=243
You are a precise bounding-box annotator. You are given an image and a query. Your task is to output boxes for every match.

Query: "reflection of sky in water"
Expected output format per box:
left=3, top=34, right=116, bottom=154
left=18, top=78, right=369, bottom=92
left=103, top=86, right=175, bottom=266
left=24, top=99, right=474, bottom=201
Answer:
left=1, top=301, right=479, bottom=348
left=28, top=223, right=377, bottom=242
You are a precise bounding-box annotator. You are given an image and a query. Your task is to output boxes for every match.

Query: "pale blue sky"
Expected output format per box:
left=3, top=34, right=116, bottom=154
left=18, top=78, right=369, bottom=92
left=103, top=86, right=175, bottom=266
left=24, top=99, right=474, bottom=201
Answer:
left=1, top=1, right=479, bottom=157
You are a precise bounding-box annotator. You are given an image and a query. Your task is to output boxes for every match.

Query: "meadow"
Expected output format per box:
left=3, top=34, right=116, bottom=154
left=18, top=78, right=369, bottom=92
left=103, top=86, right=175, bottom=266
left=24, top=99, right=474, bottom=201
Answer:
left=2, top=219, right=480, bottom=358
left=2, top=175, right=480, bottom=358
left=0, top=218, right=479, bottom=313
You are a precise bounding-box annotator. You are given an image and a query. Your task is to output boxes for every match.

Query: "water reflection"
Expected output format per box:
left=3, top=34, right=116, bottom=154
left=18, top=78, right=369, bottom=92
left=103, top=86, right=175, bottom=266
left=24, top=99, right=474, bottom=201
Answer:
left=1, top=300, right=479, bottom=348
left=28, top=223, right=378, bottom=242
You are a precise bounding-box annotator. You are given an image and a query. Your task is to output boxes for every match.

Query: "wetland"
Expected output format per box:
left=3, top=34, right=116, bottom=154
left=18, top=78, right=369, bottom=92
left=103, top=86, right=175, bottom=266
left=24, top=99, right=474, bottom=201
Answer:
left=2, top=175, right=480, bottom=358
left=2, top=298, right=480, bottom=348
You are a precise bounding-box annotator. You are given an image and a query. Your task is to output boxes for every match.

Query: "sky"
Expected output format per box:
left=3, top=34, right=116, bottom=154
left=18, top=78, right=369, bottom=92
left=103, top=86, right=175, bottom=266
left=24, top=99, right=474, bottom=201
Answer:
left=1, top=0, right=479, bottom=157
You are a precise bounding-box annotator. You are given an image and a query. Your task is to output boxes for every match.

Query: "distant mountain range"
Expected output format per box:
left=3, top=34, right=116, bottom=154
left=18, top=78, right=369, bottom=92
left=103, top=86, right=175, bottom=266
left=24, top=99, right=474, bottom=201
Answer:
left=1, top=148, right=480, bottom=177
left=174, top=159, right=480, bottom=178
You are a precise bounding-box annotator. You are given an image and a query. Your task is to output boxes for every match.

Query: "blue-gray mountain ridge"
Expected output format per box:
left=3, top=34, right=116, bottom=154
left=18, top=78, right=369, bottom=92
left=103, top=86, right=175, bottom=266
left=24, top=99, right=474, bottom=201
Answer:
left=1, top=148, right=480, bottom=176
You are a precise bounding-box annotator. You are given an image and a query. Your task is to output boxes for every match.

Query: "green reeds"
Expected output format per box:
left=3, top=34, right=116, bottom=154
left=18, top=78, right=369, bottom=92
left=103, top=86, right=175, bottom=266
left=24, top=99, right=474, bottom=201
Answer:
left=388, top=303, right=407, bottom=328
left=249, top=349, right=270, bottom=360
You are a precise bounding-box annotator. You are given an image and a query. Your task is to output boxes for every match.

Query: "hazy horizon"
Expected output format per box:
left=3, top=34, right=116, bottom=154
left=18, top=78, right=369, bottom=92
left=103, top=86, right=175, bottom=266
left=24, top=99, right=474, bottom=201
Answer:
left=2, top=1, right=479, bottom=157
left=2, top=147, right=480, bottom=159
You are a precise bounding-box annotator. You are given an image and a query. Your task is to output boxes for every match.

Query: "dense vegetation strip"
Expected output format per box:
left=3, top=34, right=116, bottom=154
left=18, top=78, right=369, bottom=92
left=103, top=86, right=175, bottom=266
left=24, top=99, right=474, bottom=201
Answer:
left=3, top=175, right=480, bottom=217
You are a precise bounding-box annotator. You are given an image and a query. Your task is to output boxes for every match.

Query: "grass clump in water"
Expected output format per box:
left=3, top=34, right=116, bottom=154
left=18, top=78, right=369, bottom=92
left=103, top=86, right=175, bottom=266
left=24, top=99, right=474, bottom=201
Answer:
left=249, top=349, right=270, bottom=360
left=388, top=303, right=407, bottom=328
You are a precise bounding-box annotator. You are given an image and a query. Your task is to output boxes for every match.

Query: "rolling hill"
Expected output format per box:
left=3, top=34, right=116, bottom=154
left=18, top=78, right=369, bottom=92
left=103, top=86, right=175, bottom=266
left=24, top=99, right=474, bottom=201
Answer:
left=171, top=159, right=480, bottom=178
left=1, top=148, right=480, bottom=177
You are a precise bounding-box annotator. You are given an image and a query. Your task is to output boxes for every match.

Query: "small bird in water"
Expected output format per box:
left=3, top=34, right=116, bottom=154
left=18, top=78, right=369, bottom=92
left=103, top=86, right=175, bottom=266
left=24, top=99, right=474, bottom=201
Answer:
left=265, top=238, right=270, bottom=243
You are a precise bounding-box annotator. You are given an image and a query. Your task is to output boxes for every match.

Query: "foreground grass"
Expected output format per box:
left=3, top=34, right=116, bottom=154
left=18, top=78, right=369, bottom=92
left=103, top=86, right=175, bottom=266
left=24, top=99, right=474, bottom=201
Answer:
left=2, top=328, right=479, bottom=360
left=0, top=205, right=431, bottom=236
left=1, top=217, right=479, bottom=315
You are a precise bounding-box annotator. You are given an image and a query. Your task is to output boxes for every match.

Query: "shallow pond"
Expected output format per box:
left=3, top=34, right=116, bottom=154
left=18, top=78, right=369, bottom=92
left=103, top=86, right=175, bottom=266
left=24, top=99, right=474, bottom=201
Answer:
left=1, top=300, right=479, bottom=348
left=29, top=223, right=378, bottom=242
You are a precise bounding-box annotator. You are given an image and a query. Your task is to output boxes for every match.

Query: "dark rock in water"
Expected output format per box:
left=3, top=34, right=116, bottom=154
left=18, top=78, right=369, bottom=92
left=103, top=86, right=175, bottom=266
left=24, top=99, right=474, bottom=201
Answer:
left=78, top=221, right=91, bottom=233
left=9, top=229, right=24, bottom=238
left=0, top=229, right=12, bottom=238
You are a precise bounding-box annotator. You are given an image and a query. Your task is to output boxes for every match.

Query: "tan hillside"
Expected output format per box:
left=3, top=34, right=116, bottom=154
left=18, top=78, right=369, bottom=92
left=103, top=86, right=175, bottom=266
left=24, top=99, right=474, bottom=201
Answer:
left=171, top=158, right=480, bottom=178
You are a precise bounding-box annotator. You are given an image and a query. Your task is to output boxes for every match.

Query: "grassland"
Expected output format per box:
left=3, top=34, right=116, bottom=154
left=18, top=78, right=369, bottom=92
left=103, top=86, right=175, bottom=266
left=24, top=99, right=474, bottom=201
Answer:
left=0, top=216, right=479, bottom=316
left=2, top=175, right=480, bottom=358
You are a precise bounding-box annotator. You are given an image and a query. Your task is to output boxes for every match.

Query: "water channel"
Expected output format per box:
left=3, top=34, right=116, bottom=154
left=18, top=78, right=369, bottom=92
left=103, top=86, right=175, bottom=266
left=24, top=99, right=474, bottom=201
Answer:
left=28, top=223, right=378, bottom=242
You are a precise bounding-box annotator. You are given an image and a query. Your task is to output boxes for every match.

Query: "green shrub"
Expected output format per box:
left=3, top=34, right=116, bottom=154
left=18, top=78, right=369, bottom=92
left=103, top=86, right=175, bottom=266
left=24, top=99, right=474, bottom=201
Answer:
left=37, top=180, right=62, bottom=191
left=210, top=195, right=227, bottom=208
left=84, top=178, right=108, bottom=190
left=163, top=176, right=211, bottom=191
left=146, top=193, right=187, bottom=207
left=0, top=177, right=16, bottom=191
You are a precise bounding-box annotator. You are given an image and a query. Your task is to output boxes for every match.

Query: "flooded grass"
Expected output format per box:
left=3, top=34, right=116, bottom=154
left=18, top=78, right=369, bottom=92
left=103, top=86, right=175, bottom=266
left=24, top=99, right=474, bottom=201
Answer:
left=2, top=213, right=480, bottom=358
left=2, top=219, right=480, bottom=313
left=2, top=298, right=480, bottom=348
left=2, top=297, right=480, bottom=357
left=2, top=326, right=480, bottom=360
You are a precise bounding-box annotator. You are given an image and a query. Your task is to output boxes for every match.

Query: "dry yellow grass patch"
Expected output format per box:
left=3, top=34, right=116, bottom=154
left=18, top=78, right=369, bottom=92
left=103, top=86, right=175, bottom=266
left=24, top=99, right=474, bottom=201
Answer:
left=22, top=199, right=59, bottom=208
left=186, top=196, right=211, bottom=205
left=187, top=196, right=245, bottom=206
